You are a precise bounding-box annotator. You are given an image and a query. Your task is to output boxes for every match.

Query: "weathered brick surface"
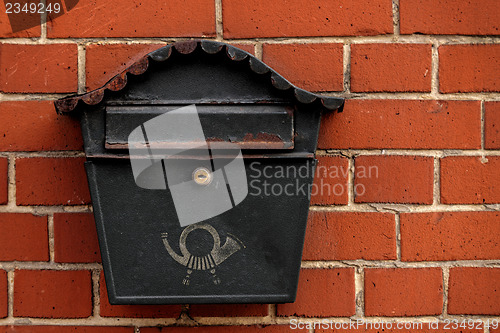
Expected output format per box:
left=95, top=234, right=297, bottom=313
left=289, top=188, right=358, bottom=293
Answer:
left=14, top=270, right=92, bottom=318
left=277, top=269, right=355, bottom=317
left=188, top=304, right=268, bottom=317
left=46, top=0, right=216, bottom=38
left=354, top=155, right=434, bottom=204
left=400, top=0, right=500, bottom=35
left=0, top=213, right=48, bottom=261
left=441, top=156, right=500, bottom=204
left=86, top=43, right=165, bottom=91
left=364, top=268, right=443, bottom=316
left=54, top=213, right=101, bottom=263
left=16, top=157, right=91, bottom=206
left=485, top=101, right=500, bottom=149
left=0, top=44, right=78, bottom=93
left=223, top=0, right=393, bottom=38
left=99, top=273, right=181, bottom=318
left=0, top=158, right=7, bottom=205
left=0, top=3, right=40, bottom=38
left=303, top=211, right=397, bottom=260
left=318, top=100, right=481, bottom=150
left=310, top=156, right=349, bottom=205
left=401, top=212, right=500, bottom=261
left=0, top=101, right=82, bottom=151
left=448, top=267, right=500, bottom=315
left=262, top=43, right=343, bottom=92
left=351, top=44, right=432, bottom=92
left=439, top=44, right=500, bottom=93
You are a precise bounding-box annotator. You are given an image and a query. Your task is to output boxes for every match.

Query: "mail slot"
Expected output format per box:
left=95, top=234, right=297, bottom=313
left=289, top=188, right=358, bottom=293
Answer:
left=55, top=40, right=344, bottom=304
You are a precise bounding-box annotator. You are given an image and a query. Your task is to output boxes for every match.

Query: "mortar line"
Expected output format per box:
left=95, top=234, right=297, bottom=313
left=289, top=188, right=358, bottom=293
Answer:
left=254, top=43, right=263, bottom=60
left=300, top=260, right=500, bottom=269
left=343, top=43, right=351, bottom=93
left=1, top=35, right=499, bottom=45
left=318, top=149, right=500, bottom=157
left=48, top=214, right=55, bottom=262
left=481, top=101, right=486, bottom=150
left=0, top=262, right=102, bottom=270
left=40, top=0, right=47, bottom=41
left=92, top=269, right=101, bottom=318
left=215, top=0, right=223, bottom=41
left=309, top=203, right=500, bottom=213
left=442, top=266, right=450, bottom=316
left=268, top=304, right=277, bottom=319
left=395, top=213, right=402, bottom=261
left=431, top=41, right=440, bottom=96
left=347, top=156, right=355, bottom=205
left=7, top=155, right=16, bottom=209
left=2, top=92, right=500, bottom=102
left=0, top=315, right=494, bottom=327
left=0, top=151, right=85, bottom=158
left=392, top=0, right=400, bottom=36
left=77, top=44, right=87, bottom=94
left=354, top=267, right=364, bottom=317
left=0, top=206, right=92, bottom=214
left=7, top=271, right=14, bottom=319
left=433, top=157, right=441, bottom=205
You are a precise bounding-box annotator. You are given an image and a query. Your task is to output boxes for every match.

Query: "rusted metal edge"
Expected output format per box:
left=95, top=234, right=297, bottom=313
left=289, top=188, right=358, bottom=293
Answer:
left=54, top=40, right=344, bottom=114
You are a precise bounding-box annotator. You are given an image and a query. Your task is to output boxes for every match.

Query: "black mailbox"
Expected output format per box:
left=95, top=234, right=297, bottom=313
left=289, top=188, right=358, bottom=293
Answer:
left=55, top=40, right=344, bottom=304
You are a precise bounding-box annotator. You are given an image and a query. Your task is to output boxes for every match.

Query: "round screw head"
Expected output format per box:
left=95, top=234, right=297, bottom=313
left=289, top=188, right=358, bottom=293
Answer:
left=193, top=167, right=213, bottom=186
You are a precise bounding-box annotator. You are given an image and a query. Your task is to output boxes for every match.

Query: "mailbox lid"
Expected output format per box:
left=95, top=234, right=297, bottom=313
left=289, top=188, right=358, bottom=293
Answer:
left=105, top=104, right=295, bottom=150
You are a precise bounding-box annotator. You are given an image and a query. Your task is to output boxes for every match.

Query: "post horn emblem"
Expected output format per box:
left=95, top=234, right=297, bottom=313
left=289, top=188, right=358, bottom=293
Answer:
left=161, top=223, right=245, bottom=285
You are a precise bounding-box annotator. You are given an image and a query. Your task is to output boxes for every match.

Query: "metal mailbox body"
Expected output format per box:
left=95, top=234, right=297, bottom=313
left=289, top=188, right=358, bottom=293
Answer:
left=55, top=41, right=344, bottom=304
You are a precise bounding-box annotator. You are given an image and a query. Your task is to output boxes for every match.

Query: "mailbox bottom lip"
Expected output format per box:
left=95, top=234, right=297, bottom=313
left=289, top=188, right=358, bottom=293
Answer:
left=108, top=294, right=296, bottom=305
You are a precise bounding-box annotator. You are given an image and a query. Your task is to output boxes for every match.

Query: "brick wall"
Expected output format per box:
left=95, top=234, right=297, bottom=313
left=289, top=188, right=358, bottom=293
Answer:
left=0, top=0, right=499, bottom=332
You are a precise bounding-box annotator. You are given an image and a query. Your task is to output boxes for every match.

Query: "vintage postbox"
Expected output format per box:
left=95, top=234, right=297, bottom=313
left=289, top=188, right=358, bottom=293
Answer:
left=55, top=40, right=344, bottom=304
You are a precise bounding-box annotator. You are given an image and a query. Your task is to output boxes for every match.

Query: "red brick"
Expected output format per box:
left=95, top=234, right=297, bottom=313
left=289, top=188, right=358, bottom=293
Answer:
left=364, top=268, right=443, bottom=316
left=14, top=270, right=92, bottom=318
left=262, top=43, right=343, bottom=92
left=0, top=270, right=6, bottom=318
left=16, top=157, right=91, bottom=206
left=318, top=100, right=481, bottom=150
left=229, top=43, right=256, bottom=55
left=189, top=304, right=268, bottom=317
left=0, top=158, right=7, bottom=205
left=86, top=43, right=165, bottom=91
left=54, top=213, right=100, bottom=263
left=448, top=267, right=500, bottom=315
left=401, top=212, right=500, bottom=261
left=0, top=44, right=78, bottom=93
left=485, top=101, right=500, bottom=149
left=141, top=327, right=291, bottom=333
left=46, top=0, right=215, bottom=38
left=0, top=327, right=133, bottom=333
left=277, top=268, right=355, bottom=317
left=0, top=101, right=82, bottom=151
left=354, top=155, right=434, bottom=204
left=351, top=44, right=432, bottom=92
left=0, top=1, right=40, bottom=37
left=311, top=156, right=349, bottom=205
left=400, top=0, right=499, bottom=35
left=0, top=213, right=48, bottom=261
left=303, top=211, right=396, bottom=260
left=439, top=44, right=500, bottom=93
left=99, top=272, right=180, bottom=318
left=441, top=156, right=500, bottom=204
left=223, top=0, right=393, bottom=38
